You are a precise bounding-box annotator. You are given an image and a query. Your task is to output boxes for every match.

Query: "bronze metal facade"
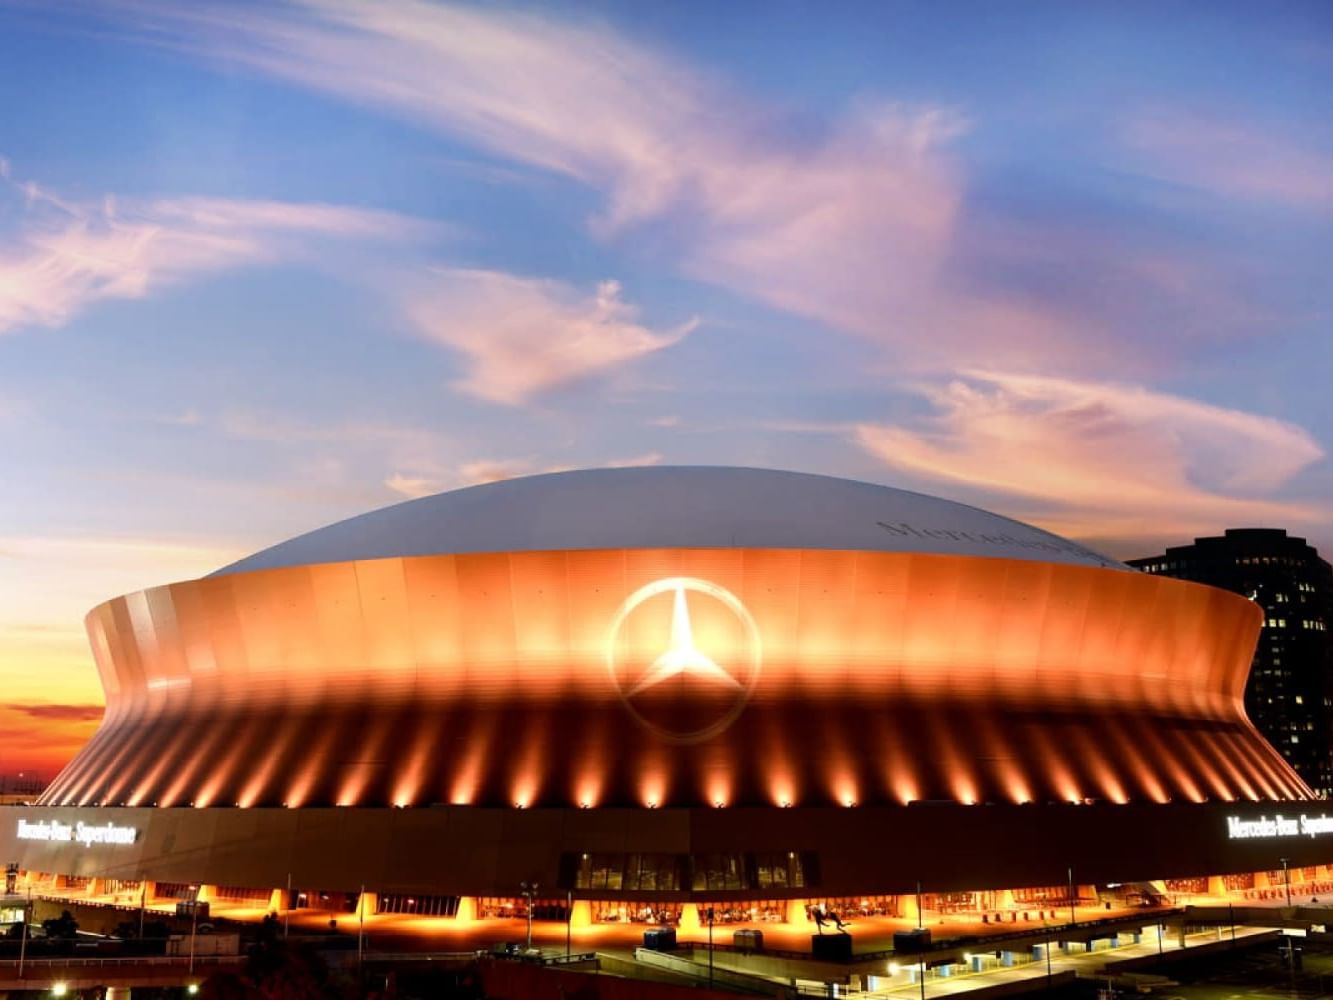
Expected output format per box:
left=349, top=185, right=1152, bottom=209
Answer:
left=41, top=547, right=1304, bottom=814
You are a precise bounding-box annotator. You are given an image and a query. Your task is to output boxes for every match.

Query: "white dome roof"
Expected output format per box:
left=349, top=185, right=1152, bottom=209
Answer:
left=212, top=466, right=1125, bottom=576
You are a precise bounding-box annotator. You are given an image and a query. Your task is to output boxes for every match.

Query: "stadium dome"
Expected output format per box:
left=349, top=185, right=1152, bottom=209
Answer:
left=213, top=466, right=1126, bottom=576
left=16, top=466, right=1329, bottom=938
left=42, top=465, right=1294, bottom=817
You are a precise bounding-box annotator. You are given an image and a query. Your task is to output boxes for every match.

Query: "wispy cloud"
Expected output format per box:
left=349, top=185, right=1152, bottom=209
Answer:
left=105, top=1, right=968, bottom=350
left=0, top=163, right=431, bottom=335
left=1121, top=110, right=1333, bottom=211
left=385, top=451, right=665, bottom=498
left=855, top=371, right=1325, bottom=547
left=25, top=3, right=1319, bottom=379
left=14, top=703, right=104, bottom=722
left=406, top=269, right=694, bottom=404
left=0, top=703, right=103, bottom=778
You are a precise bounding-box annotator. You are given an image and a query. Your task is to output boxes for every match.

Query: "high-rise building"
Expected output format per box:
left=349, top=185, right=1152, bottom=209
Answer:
left=1130, top=529, right=1333, bottom=797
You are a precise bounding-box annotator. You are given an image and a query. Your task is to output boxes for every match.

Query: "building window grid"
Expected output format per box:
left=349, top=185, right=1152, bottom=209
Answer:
left=377, top=893, right=460, bottom=917
left=214, top=885, right=271, bottom=904
left=591, top=900, right=682, bottom=925
left=570, top=852, right=809, bottom=892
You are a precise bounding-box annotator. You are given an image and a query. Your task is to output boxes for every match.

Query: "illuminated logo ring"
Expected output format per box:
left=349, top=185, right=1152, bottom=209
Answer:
left=606, top=576, right=762, bottom=745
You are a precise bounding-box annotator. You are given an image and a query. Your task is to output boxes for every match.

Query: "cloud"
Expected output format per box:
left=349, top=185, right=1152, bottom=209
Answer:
left=604, top=451, right=664, bottom=468
left=15, top=703, right=104, bottom=722
left=457, top=457, right=540, bottom=485
left=383, top=472, right=442, bottom=500
left=854, top=371, right=1325, bottom=547
left=406, top=269, right=694, bottom=404
left=0, top=703, right=104, bottom=777
left=105, top=1, right=967, bottom=349
left=386, top=451, right=666, bottom=497
left=0, top=164, right=431, bottom=335
left=44, top=3, right=1320, bottom=375
left=1122, top=111, right=1333, bottom=211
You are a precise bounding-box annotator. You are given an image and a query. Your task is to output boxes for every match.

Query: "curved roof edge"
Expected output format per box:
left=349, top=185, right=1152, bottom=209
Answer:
left=212, top=466, right=1128, bottom=576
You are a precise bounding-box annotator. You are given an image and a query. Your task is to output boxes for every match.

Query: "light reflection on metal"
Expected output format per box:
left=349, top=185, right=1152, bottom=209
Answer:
left=606, top=577, right=761, bottom=745
left=43, top=547, right=1314, bottom=810
left=285, top=723, right=342, bottom=809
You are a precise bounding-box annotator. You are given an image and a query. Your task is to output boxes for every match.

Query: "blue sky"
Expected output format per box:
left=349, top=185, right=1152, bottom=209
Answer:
left=1, top=0, right=1331, bottom=765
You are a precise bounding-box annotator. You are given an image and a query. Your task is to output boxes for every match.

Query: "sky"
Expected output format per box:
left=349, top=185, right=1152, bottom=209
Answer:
left=1, top=0, right=1331, bottom=779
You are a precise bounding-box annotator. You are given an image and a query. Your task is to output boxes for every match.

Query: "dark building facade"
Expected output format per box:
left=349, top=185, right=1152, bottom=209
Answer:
left=1131, top=529, right=1333, bottom=797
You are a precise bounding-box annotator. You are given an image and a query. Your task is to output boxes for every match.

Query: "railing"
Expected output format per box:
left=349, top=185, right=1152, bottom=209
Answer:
left=355, top=950, right=480, bottom=963
left=543, top=951, right=598, bottom=965
left=635, top=947, right=796, bottom=998
left=0, top=955, right=240, bottom=968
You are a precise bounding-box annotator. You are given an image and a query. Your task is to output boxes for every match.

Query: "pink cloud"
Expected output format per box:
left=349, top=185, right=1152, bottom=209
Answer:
left=113, top=2, right=968, bottom=350
left=406, top=269, right=694, bottom=404
left=386, top=452, right=666, bottom=498
left=1122, top=111, right=1333, bottom=210
left=855, top=371, right=1325, bottom=548
left=0, top=168, right=431, bottom=335
left=91, top=4, right=1312, bottom=374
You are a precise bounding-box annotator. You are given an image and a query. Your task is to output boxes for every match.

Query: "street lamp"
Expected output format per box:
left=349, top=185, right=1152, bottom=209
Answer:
left=520, top=882, right=539, bottom=951
left=1281, top=857, right=1293, bottom=909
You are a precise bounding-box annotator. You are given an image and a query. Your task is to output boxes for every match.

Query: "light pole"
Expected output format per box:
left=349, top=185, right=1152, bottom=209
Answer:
left=566, top=889, right=573, bottom=959
left=17, top=886, right=29, bottom=979
left=357, top=883, right=366, bottom=972
left=916, top=881, right=925, bottom=1000
left=1281, top=857, right=1293, bottom=908
left=705, top=907, right=715, bottom=990
left=520, top=881, right=538, bottom=951
left=188, top=889, right=200, bottom=978
left=1044, top=920, right=1052, bottom=987
left=1067, top=866, right=1076, bottom=929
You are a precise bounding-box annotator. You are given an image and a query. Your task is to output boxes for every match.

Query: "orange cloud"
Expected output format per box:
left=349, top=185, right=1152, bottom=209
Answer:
left=0, top=703, right=103, bottom=780
left=855, top=370, right=1325, bottom=549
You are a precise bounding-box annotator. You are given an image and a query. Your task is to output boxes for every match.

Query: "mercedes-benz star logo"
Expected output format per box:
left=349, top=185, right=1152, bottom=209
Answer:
left=606, top=577, right=762, bottom=744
